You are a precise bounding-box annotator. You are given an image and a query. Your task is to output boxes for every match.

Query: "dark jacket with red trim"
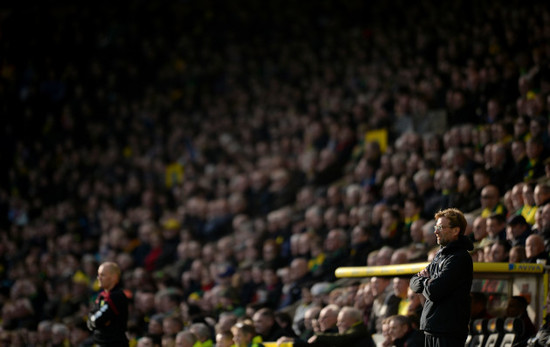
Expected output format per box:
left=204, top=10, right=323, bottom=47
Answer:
left=88, top=283, right=129, bottom=346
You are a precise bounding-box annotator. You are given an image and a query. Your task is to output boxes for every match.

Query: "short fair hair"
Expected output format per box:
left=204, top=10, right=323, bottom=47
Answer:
left=435, top=208, right=467, bottom=236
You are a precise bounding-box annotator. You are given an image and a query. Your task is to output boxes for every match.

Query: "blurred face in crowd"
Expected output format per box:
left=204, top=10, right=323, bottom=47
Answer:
left=216, top=333, right=233, bottom=347
left=392, top=277, right=409, bottom=299
left=523, top=185, right=535, bottom=206
left=389, top=318, right=409, bottom=342
left=486, top=218, right=504, bottom=238
left=317, top=307, right=338, bottom=331
left=490, top=243, right=508, bottom=262
left=137, top=337, right=154, bottom=347
left=525, top=235, right=544, bottom=259
left=252, top=312, right=272, bottom=336
left=232, top=328, right=251, bottom=347
left=336, top=310, right=353, bottom=333
left=370, top=277, right=390, bottom=297
left=473, top=217, right=487, bottom=241
left=481, top=186, right=499, bottom=209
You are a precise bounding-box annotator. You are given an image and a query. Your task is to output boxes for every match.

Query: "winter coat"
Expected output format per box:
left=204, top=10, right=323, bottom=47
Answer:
left=410, top=235, right=473, bottom=339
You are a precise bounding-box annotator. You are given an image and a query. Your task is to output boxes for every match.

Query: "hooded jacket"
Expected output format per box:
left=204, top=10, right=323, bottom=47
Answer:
left=410, top=235, right=473, bottom=338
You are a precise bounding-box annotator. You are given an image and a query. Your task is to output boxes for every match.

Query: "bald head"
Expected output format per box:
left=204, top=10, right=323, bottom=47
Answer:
left=525, top=234, right=545, bottom=259
left=318, top=304, right=340, bottom=331
left=97, top=262, right=121, bottom=291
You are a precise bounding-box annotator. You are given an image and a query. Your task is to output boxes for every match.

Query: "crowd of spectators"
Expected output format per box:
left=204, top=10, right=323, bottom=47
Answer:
left=2, top=0, right=550, bottom=345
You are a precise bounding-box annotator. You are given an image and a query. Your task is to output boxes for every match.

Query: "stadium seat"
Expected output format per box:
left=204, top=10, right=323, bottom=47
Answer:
left=469, top=319, right=489, bottom=347
left=484, top=318, right=505, bottom=347
left=500, top=317, right=524, bottom=347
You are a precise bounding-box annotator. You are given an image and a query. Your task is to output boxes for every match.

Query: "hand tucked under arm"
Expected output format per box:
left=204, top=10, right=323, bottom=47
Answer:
left=417, top=268, right=430, bottom=278
left=410, top=266, right=431, bottom=293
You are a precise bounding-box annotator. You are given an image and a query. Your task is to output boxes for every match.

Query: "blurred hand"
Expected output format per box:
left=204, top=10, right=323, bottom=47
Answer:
left=418, top=268, right=430, bottom=278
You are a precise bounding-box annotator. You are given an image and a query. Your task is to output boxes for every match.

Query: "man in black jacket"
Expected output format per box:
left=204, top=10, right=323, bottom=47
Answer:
left=410, top=208, right=473, bottom=347
left=88, top=262, right=129, bottom=347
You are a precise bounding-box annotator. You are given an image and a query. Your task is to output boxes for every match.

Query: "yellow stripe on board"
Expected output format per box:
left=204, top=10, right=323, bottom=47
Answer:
left=263, top=343, right=293, bottom=347
left=335, top=262, right=545, bottom=278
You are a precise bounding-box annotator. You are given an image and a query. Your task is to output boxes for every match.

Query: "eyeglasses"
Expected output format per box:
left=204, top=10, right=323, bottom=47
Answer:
left=434, top=225, right=452, bottom=232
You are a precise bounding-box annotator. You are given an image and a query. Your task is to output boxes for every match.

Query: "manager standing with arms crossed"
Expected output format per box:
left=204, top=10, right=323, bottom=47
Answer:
left=88, top=262, right=129, bottom=347
left=410, top=208, right=473, bottom=347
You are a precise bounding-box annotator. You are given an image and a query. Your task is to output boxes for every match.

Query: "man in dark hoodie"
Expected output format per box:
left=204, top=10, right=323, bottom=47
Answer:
left=410, top=208, right=473, bottom=347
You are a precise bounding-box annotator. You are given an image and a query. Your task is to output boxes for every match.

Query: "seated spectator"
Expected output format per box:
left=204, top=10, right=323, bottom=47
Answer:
left=490, top=240, right=511, bottom=263
left=391, top=276, right=411, bottom=315
left=487, top=142, right=513, bottom=193
left=480, top=185, right=507, bottom=218
left=369, top=277, right=398, bottom=334
left=147, top=314, right=164, bottom=346
left=232, top=322, right=264, bottom=347
left=528, top=291, right=550, bottom=347
left=535, top=183, right=550, bottom=208
left=277, top=304, right=339, bottom=346
left=162, top=334, right=176, bottom=347
left=413, top=169, right=442, bottom=219
left=510, top=182, right=526, bottom=216
left=379, top=208, right=404, bottom=248
left=506, top=215, right=533, bottom=247
left=510, top=246, right=527, bottom=263
left=376, top=246, right=395, bottom=266
left=407, top=219, right=429, bottom=262
left=390, top=248, right=409, bottom=265
left=313, top=304, right=340, bottom=334
left=51, top=323, right=70, bottom=347
left=275, top=312, right=295, bottom=337
left=348, top=226, right=376, bottom=266
left=403, top=290, right=422, bottom=328
left=525, top=234, right=550, bottom=264
left=252, top=307, right=292, bottom=342
left=522, top=183, right=539, bottom=226
left=315, top=228, right=349, bottom=281
left=471, top=216, right=488, bottom=246
left=190, top=322, right=213, bottom=347
left=451, top=172, right=481, bottom=213
left=505, top=296, right=537, bottom=346
left=387, top=315, right=424, bottom=347
left=278, top=258, right=311, bottom=309
left=299, top=305, right=322, bottom=341
left=402, top=196, right=423, bottom=239
left=484, top=213, right=507, bottom=243
left=470, top=292, right=493, bottom=325
left=510, top=140, right=530, bottom=186
left=215, top=330, right=234, bottom=347
left=524, top=138, right=546, bottom=182
left=308, top=306, right=374, bottom=347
